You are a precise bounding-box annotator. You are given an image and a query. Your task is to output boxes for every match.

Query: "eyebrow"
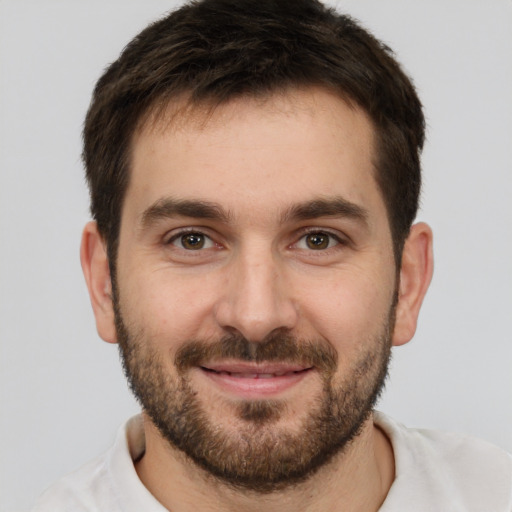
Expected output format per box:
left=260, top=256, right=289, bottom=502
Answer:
left=281, top=197, right=369, bottom=225
left=140, top=198, right=231, bottom=228
left=139, top=195, right=368, bottom=229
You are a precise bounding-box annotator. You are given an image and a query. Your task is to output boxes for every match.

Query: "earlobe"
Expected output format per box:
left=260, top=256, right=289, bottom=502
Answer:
left=80, top=221, right=118, bottom=344
left=392, top=222, right=434, bottom=346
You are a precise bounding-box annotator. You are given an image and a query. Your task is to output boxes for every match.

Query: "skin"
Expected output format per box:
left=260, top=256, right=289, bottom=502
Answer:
left=81, top=87, right=433, bottom=512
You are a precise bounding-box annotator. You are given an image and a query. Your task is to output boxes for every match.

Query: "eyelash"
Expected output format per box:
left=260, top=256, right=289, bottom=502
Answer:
left=165, top=227, right=347, bottom=252
left=165, top=228, right=217, bottom=249
left=292, top=228, right=346, bottom=251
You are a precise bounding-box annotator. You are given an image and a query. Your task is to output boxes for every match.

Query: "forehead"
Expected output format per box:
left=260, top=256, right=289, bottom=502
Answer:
left=126, top=88, right=384, bottom=225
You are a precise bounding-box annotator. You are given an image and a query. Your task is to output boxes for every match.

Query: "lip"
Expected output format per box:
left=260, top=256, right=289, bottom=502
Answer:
left=198, top=361, right=313, bottom=398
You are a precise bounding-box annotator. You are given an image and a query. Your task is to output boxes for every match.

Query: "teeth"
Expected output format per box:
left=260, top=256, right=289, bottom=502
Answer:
left=224, top=371, right=293, bottom=378
left=205, top=368, right=308, bottom=378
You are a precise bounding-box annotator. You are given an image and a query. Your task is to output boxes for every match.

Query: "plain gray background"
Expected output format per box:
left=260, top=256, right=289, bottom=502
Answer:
left=1, top=1, right=511, bottom=510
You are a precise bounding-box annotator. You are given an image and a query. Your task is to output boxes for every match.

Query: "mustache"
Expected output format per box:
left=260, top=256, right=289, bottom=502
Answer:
left=174, top=330, right=338, bottom=375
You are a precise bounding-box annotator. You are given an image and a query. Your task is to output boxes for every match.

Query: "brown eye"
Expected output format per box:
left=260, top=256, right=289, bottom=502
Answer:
left=179, top=233, right=207, bottom=250
left=305, top=232, right=331, bottom=250
left=168, top=230, right=215, bottom=251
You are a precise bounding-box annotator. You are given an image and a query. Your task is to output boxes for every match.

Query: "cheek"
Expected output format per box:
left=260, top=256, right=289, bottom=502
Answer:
left=117, top=266, right=222, bottom=345
left=297, top=267, right=395, bottom=349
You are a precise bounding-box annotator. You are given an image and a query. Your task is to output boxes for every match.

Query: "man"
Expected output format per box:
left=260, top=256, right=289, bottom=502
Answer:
left=32, top=0, right=512, bottom=510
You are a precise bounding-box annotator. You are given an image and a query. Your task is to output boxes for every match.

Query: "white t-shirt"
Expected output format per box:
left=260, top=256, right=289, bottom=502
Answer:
left=32, top=412, right=512, bottom=511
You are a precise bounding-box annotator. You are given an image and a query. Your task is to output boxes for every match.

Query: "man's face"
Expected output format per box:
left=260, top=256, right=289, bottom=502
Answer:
left=114, top=88, right=398, bottom=490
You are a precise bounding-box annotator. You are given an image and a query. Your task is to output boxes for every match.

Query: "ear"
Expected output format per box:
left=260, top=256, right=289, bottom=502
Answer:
left=392, top=222, right=434, bottom=346
left=80, top=221, right=117, bottom=344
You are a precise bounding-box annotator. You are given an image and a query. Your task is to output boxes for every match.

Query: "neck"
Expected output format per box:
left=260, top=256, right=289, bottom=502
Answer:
left=135, top=413, right=395, bottom=512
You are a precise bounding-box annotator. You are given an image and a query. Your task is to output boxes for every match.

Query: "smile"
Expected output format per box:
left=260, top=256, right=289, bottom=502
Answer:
left=198, top=363, right=313, bottom=398
left=204, top=370, right=304, bottom=378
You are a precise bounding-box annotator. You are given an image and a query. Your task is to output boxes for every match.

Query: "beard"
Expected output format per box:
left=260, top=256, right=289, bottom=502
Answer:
left=114, top=299, right=394, bottom=493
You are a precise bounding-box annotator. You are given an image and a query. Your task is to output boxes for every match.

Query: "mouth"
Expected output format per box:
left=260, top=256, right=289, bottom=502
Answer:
left=198, top=362, right=314, bottom=398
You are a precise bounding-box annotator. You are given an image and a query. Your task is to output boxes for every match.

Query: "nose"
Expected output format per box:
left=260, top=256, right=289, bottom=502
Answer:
left=214, top=247, right=298, bottom=342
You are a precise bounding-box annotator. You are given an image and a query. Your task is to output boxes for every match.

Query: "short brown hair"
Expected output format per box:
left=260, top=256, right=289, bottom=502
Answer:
left=83, top=0, right=425, bottom=267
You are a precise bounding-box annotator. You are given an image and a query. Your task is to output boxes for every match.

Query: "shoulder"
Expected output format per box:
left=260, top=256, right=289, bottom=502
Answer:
left=375, top=412, right=512, bottom=511
left=31, top=416, right=154, bottom=512
left=31, top=453, right=113, bottom=512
